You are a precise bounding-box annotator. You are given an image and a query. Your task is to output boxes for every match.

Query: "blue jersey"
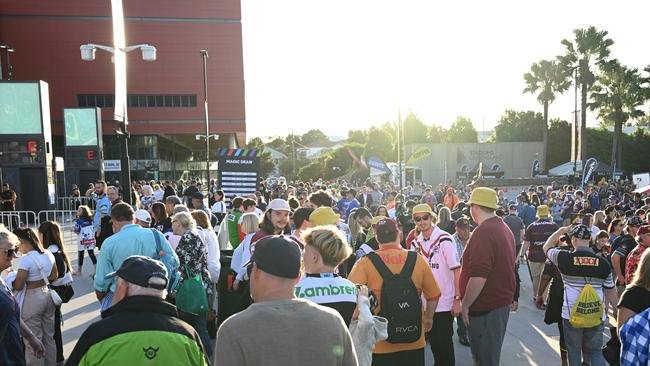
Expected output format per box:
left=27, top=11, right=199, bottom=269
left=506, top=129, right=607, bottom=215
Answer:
left=93, top=195, right=111, bottom=232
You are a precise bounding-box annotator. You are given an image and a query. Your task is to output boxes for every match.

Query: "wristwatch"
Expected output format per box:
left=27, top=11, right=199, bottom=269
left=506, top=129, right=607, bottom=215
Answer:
left=454, top=295, right=462, bottom=301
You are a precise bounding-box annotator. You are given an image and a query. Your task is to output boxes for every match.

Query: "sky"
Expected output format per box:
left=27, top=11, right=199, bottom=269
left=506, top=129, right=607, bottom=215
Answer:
left=241, top=0, right=650, bottom=140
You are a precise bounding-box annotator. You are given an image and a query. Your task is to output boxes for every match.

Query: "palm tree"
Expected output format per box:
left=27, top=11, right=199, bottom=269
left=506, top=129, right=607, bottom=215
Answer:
left=588, top=60, right=648, bottom=171
left=558, top=26, right=614, bottom=162
left=523, top=60, right=571, bottom=169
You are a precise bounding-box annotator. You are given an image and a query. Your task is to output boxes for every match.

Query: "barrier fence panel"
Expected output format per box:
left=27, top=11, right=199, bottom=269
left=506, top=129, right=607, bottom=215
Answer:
left=56, top=196, right=96, bottom=212
left=0, top=211, right=38, bottom=232
left=38, top=210, right=79, bottom=246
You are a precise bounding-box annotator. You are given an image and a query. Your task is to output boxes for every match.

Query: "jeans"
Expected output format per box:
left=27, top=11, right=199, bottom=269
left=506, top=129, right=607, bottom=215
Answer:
left=428, top=311, right=455, bottom=366
left=193, top=315, right=213, bottom=364
left=562, top=319, right=606, bottom=366
left=100, top=290, right=114, bottom=312
left=54, top=306, right=64, bottom=362
left=456, top=314, right=468, bottom=339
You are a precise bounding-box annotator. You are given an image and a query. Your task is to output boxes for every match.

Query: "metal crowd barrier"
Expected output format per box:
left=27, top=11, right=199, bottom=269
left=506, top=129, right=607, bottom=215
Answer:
left=38, top=210, right=78, bottom=245
left=0, top=211, right=38, bottom=232
left=56, top=196, right=96, bottom=212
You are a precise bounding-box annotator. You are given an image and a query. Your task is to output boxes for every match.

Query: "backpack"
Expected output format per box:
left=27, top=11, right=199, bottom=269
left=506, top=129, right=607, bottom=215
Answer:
left=366, top=251, right=422, bottom=343
left=568, top=282, right=603, bottom=328
left=150, top=229, right=182, bottom=294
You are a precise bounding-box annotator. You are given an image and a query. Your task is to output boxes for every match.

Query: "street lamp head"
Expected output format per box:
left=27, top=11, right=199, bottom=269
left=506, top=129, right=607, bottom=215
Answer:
left=140, top=45, right=156, bottom=61
left=0, top=44, right=6, bottom=49
left=80, top=44, right=96, bottom=61
left=7, top=49, right=14, bottom=53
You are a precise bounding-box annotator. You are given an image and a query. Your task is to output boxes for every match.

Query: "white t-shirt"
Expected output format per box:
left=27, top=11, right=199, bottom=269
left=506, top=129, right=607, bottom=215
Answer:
left=412, top=227, right=460, bottom=312
left=18, top=250, right=55, bottom=282
left=211, top=201, right=227, bottom=214
left=197, top=227, right=221, bottom=283
left=231, top=233, right=255, bottom=281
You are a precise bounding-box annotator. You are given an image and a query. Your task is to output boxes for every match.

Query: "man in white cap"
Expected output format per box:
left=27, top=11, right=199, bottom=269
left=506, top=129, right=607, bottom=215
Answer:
left=134, top=209, right=152, bottom=228
left=250, top=199, right=292, bottom=244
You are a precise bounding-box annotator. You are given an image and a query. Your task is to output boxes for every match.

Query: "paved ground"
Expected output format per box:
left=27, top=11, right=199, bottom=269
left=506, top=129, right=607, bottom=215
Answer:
left=60, top=243, right=573, bottom=365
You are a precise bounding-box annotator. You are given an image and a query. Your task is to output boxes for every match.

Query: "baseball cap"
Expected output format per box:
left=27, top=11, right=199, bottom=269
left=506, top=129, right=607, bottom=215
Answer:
left=267, top=199, right=291, bottom=212
left=243, top=235, right=301, bottom=279
left=105, top=255, right=168, bottom=290
left=192, top=192, right=204, bottom=200
left=627, top=216, right=646, bottom=227
left=568, top=225, right=592, bottom=240
left=134, top=209, right=151, bottom=224
left=309, top=207, right=340, bottom=227
left=468, top=187, right=498, bottom=210
left=637, top=225, right=650, bottom=236
left=373, top=218, right=399, bottom=244
left=455, top=217, right=470, bottom=229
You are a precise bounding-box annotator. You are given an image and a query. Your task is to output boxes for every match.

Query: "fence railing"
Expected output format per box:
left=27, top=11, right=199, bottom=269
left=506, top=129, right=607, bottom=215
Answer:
left=56, top=196, right=96, bottom=212
left=38, top=210, right=79, bottom=245
left=0, top=211, right=38, bottom=232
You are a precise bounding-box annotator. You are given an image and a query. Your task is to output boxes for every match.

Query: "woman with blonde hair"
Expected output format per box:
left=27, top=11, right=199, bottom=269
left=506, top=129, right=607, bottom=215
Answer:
left=171, top=211, right=212, bottom=359
left=297, top=225, right=357, bottom=325
left=593, top=210, right=608, bottom=231
left=618, top=249, right=650, bottom=335
left=190, top=210, right=221, bottom=285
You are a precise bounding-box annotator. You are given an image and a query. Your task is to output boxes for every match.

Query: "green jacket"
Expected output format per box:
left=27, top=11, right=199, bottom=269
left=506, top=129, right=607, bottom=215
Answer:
left=67, top=295, right=208, bottom=366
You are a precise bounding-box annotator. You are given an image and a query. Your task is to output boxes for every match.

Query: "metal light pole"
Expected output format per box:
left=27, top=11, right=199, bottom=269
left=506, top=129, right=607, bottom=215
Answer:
left=200, top=50, right=210, bottom=184
left=397, top=110, right=403, bottom=191
left=80, top=0, right=156, bottom=204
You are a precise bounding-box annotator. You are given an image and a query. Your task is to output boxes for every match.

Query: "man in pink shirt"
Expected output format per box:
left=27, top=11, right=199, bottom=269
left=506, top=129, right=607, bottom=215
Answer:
left=410, top=204, right=460, bottom=366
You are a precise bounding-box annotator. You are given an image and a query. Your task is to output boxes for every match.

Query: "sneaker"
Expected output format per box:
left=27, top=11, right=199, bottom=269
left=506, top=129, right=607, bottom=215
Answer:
left=459, top=336, right=470, bottom=347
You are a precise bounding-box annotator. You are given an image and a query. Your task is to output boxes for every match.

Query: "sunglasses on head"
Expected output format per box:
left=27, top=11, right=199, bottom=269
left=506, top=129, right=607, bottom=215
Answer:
left=0, top=247, right=19, bottom=257
left=414, top=215, right=430, bottom=222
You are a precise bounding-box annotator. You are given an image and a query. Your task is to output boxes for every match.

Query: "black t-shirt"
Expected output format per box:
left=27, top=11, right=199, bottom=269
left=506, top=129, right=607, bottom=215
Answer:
left=618, top=286, right=650, bottom=314
left=612, top=234, right=638, bottom=278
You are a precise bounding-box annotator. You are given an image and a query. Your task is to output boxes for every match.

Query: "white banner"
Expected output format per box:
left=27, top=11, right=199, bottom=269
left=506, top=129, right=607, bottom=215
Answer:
left=104, top=160, right=121, bottom=172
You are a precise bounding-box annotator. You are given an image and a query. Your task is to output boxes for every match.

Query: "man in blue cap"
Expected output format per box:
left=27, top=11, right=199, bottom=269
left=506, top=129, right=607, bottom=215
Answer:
left=69, top=255, right=208, bottom=365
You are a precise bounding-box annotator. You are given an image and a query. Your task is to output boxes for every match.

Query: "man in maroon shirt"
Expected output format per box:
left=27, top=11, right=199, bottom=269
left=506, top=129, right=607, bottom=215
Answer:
left=460, top=187, right=516, bottom=366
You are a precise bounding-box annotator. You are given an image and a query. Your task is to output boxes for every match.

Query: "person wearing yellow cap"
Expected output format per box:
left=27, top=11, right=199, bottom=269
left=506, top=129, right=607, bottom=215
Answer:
left=459, top=187, right=516, bottom=366
left=519, top=205, right=559, bottom=309
left=410, top=203, right=460, bottom=365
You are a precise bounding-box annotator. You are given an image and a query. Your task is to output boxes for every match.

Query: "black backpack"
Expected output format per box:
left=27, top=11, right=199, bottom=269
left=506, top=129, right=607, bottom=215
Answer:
left=366, top=251, right=422, bottom=343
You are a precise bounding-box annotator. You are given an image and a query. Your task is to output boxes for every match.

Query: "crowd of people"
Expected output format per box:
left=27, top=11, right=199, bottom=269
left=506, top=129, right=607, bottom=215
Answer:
left=0, top=174, right=649, bottom=365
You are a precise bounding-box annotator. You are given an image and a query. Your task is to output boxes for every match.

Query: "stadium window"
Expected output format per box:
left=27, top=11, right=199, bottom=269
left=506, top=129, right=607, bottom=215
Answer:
left=77, top=94, right=197, bottom=108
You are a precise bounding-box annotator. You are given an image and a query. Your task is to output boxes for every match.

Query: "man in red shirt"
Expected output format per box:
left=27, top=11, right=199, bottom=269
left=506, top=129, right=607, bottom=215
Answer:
left=460, top=187, right=516, bottom=366
left=625, top=225, right=650, bottom=284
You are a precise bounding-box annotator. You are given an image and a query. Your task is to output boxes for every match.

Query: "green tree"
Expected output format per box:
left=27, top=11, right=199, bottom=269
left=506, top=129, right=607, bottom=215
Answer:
left=446, top=116, right=478, bottom=143
left=547, top=119, right=572, bottom=168
left=347, top=129, right=367, bottom=144
left=364, top=126, right=394, bottom=162
left=494, top=110, right=544, bottom=142
left=402, top=111, right=429, bottom=144
left=588, top=60, right=648, bottom=171
left=523, top=59, right=571, bottom=169
left=558, top=26, right=614, bottom=161
left=300, top=129, right=328, bottom=146
left=245, top=137, right=275, bottom=177
left=428, top=124, right=447, bottom=143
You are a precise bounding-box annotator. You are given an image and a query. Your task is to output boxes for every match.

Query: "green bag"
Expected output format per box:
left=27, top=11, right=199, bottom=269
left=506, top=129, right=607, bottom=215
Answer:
left=175, top=264, right=209, bottom=315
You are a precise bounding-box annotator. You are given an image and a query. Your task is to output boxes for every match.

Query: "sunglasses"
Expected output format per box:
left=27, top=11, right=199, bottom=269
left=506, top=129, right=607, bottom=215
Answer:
left=0, top=247, right=19, bottom=257
left=414, top=216, right=430, bottom=222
